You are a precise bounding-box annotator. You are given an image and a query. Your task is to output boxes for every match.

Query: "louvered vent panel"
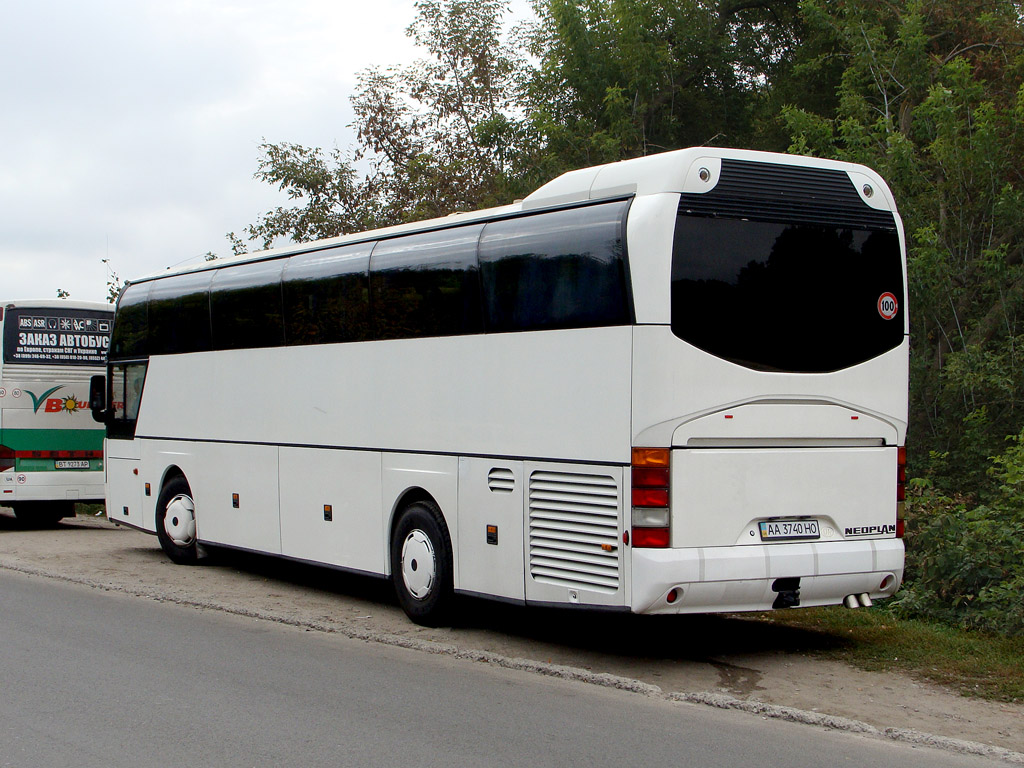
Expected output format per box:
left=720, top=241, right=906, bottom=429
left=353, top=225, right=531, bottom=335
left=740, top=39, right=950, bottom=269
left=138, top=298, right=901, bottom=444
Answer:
left=529, top=470, right=620, bottom=594
left=678, top=158, right=897, bottom=230
left=487, top=467, right=515, bottom=493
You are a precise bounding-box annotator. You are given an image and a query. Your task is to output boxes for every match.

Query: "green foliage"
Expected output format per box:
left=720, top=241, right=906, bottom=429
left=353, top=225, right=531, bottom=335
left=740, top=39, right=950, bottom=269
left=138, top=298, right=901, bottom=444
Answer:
left=892, top=431, right=1024, bottom=635
left=521, top=0, right=808, bottom=172
left=784, top=0, right=1024, bottom=497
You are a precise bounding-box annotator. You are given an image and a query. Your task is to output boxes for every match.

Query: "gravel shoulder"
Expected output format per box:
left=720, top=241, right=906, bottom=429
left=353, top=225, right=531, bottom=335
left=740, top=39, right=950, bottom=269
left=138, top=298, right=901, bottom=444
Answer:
left=2, top=511, right=1022, bottom=760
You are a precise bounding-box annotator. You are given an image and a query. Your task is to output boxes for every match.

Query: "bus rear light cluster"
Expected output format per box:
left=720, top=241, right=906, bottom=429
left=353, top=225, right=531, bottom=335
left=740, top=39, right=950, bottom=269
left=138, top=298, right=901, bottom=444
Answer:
left=896, top=446, right=906, bottom=538
left=632, top=448, right=670, bottom=548
left=0, top=445, right=13, bottom=472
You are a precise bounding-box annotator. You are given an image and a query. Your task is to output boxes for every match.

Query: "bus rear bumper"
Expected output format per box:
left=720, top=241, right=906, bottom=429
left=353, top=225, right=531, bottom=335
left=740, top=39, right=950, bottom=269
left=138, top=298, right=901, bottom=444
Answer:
left=0, top=470, right=105, bottom=504
left=630, top=539, right=904, bottom=615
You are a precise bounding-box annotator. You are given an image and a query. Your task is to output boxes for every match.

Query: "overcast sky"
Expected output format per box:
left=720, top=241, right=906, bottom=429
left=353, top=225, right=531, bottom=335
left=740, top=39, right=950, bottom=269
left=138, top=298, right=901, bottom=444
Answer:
left=0, top=0, right=530, bottom=303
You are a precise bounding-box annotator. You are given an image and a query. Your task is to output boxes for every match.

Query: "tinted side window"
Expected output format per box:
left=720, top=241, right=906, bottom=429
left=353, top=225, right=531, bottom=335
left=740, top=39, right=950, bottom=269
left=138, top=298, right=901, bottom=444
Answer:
left=210, top=260, right=286, bottom=350
left=148, top=271, right=213, bottom=355
left=283, top=243, right=372, bottom=345
left=109, top=282, right=151, bottom=359
left=370, top=226, right=483, bottom=340
left=478, top=202, right=631, bottom=333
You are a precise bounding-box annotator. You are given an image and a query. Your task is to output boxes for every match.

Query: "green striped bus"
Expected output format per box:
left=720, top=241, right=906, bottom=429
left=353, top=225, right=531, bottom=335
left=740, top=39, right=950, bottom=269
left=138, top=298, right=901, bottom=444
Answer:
left=1, top=300, right=112, bottom=524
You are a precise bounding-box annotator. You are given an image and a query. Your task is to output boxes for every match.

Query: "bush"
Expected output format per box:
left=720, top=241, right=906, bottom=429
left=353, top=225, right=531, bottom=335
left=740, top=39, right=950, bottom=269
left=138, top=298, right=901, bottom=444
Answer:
left=891, top=434, right=1024, bottom=636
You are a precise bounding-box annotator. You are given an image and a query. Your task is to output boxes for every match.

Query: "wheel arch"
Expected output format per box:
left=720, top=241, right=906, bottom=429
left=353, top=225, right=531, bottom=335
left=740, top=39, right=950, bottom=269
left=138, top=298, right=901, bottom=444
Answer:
left=158, top=464, right=189, bottom=492
left=387, top=487, right=442, bottom=549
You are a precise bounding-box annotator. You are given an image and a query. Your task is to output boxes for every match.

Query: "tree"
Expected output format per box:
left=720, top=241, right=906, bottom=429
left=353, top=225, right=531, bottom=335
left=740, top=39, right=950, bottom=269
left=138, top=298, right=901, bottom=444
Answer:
left=783, top=0, right=1024, bottom=495
left=242, top=0, right=534, bottom=250
left=520, top=0, right=810, bottom=175
left=102, top=258, right=123, bottom=304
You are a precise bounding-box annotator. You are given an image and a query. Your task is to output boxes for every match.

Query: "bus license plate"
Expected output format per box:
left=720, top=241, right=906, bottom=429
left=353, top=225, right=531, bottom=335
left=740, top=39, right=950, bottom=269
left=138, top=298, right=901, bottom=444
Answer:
left=759, top=519, right=820, bottom=541
left=54, top=460, right=90, bottom=469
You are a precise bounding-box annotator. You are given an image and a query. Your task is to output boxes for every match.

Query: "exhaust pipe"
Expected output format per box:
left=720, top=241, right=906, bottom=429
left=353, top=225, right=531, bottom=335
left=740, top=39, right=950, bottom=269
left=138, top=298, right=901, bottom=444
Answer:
left=858, top=593, right=873, bottom=608
left=843, top=594, right=860, bottom=609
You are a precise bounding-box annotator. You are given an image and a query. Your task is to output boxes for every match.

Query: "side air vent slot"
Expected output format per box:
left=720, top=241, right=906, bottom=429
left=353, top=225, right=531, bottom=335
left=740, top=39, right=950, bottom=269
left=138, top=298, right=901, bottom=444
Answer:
left=487, top=467, right=515, bottom=493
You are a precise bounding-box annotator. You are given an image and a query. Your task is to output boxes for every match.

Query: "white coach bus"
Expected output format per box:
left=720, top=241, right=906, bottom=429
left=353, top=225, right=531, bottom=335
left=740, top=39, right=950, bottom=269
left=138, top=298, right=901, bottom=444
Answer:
left=91, top=148, right=908, bottom=625
left=1, top=300, right=113, bottom=524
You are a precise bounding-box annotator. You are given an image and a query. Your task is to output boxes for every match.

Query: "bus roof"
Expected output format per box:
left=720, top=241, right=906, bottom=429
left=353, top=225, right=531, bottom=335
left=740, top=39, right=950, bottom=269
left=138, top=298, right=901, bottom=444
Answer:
left=125, top=147, right=898, bottom=286
left=3, top=299, right=113, bottom=312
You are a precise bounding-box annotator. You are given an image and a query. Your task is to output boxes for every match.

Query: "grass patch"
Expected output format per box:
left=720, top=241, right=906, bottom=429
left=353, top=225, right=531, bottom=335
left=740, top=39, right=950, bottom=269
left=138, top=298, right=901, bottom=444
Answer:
left=753, top=605, right=1024, bottom=702
left=74, top=503, right=106, bottom=517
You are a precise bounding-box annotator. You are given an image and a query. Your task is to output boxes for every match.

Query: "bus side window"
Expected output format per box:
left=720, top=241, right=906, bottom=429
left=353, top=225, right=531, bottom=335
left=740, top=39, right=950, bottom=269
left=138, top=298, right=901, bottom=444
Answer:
left=210, top=260, right=286, bottom=350
left=149, top=270, right=214, bottom=355
left=282, top=242, right=373, bottom=345
left=109, top=362, right=148, bottom=439
left=369, top=225, right=483, bottom=341
left=478, top=201, right=632, bottom=334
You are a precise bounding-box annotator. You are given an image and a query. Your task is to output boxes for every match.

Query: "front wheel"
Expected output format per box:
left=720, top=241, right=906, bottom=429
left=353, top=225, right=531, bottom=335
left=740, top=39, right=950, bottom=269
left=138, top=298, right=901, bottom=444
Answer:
left=390, top=500, right=453, bottom=626
left=155, top=476, right=200, bottom=565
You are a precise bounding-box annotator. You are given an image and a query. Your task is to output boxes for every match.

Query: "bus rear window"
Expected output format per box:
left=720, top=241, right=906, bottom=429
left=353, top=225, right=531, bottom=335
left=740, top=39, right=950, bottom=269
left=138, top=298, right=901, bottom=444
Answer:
left=671, top=216, right=904, bottom=372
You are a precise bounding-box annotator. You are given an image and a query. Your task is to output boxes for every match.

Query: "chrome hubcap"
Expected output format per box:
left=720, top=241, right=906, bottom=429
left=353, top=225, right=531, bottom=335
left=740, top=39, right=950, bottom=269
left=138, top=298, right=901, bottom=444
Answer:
left=400, top=529, right=436, bottom=600
left=164, top=494, right=196, bottom=547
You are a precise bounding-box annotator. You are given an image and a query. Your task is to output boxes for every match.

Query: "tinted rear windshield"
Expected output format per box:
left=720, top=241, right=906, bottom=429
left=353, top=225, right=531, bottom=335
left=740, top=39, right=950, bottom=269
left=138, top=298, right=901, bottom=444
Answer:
left=671, top=216, right=905, bottom=372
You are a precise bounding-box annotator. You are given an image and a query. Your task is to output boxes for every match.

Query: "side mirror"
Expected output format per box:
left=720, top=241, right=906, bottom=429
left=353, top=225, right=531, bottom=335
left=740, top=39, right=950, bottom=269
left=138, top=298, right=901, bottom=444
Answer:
left=89, top=375, right=108, bottom=424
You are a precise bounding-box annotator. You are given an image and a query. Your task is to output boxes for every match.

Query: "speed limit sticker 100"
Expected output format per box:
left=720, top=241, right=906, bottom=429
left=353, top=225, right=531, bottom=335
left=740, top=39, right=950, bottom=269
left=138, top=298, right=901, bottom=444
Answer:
left=877, top=292, right=899, bottom=320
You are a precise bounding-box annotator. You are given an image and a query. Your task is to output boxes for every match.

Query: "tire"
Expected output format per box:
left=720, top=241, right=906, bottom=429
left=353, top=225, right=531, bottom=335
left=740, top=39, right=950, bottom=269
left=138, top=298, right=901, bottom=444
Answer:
left=11, top=501, right=72, bottom=527
left=155, top=476, right=200, bottom=565
left=390, top=500, right=454, bottom=627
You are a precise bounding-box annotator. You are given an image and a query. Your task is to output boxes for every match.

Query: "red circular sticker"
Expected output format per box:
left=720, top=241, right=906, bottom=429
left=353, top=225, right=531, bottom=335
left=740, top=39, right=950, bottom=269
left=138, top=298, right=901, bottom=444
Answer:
left=877, top=292, right=898, bottom=320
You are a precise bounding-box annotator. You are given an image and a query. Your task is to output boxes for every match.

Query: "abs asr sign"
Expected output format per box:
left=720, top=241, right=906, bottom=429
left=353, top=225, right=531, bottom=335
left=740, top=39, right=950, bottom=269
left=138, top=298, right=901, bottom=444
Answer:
left=877, top=292, right=898, bottom=320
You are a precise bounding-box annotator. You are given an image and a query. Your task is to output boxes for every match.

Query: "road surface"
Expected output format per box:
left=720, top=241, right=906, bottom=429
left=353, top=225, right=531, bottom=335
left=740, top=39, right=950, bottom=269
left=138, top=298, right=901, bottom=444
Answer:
left=0, top=570, right=1002, bottom=768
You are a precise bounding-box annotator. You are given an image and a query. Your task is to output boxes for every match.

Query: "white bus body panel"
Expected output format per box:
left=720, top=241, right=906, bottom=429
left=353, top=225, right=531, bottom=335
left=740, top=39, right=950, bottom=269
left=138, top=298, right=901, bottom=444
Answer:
left=135, top=327, right=633, bottom=465
left=671, top=446, right=896, bottom=548
left=279, top=447, right=383, bottom=574
left=631, top=326, right=909, bottom=449
left=172, top=442, right=282, bottom=554
left=457, top=457, right=526, bottom=602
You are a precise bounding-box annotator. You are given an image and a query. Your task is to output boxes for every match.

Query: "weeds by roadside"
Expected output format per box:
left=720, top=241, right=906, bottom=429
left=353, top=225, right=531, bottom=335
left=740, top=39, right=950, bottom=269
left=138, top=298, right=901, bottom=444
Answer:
left=755, top=606, right=1024, bottom=702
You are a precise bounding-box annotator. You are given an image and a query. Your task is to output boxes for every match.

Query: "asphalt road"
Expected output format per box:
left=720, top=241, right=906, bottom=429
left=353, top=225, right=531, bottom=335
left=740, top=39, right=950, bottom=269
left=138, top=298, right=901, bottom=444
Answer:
left=0, top=569, right=1000, bottom=768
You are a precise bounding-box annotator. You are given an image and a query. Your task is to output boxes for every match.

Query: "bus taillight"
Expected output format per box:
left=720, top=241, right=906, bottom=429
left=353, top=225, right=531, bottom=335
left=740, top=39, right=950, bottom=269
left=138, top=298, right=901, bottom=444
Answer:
left=632, top=448, right=670, bottom=548
left=0, top=445, right=14, bottom=472
left=896, top=446, right=906, bottom=538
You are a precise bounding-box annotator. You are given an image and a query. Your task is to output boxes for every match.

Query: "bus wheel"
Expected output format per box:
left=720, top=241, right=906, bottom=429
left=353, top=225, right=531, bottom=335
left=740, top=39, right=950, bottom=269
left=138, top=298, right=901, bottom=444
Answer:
left=390, top=500, right=453, bottom=627
left=155, top=477, right=199, bottom=565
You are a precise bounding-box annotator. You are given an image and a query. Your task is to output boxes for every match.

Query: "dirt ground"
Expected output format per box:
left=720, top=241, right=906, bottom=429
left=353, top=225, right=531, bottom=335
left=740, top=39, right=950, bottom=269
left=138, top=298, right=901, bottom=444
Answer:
left=2, top=510, right=1022, bottom=761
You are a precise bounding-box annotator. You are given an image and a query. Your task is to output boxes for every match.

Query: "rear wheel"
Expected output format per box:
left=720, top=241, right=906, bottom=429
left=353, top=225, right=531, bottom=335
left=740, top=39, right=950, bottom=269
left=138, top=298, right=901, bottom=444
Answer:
left=390, top=500, right=453, bottom=626
left=155, top=476, right=199, bottom=565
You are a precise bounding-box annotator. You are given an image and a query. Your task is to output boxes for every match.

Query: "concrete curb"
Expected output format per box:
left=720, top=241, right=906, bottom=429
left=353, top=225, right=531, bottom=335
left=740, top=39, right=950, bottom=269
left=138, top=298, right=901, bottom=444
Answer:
left=4, top=559, right=1022, bottom=764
